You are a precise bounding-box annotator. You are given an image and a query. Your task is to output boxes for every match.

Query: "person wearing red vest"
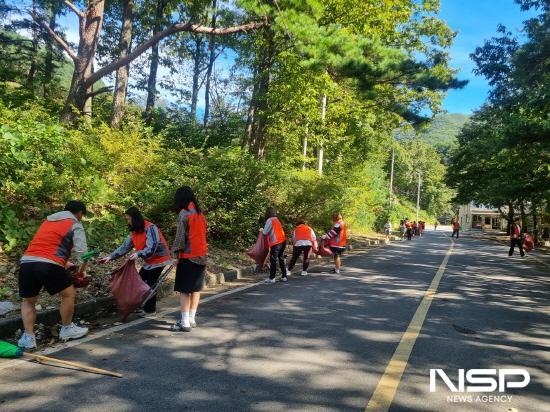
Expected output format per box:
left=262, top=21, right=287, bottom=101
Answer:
left=508, top=218, right=525, bottom=257
left=17, top=201, right=90, bottom=349
left=261, top=207, right=289, bottom=283
left=98, top=207, right=171, bottom=315
left=287, top=219, right=317, bottom=276
left=451, top=219, right=460, bottom=238
left=170, top=186, right=207, bottom=332
left=405, top=218, right=413, bottom=240
left=323, top=212, right=347, bottom=274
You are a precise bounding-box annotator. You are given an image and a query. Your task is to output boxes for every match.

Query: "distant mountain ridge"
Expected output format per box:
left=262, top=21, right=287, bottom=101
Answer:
left=419, top=113, right=470, bottom=155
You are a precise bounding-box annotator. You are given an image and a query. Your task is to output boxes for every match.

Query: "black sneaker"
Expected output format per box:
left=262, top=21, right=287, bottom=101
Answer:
left=171, top=321, right=191, bottom=332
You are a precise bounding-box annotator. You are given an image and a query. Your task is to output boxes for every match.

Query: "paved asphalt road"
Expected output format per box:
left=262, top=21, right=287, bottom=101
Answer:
left=0, top=230, right=548, bottom=411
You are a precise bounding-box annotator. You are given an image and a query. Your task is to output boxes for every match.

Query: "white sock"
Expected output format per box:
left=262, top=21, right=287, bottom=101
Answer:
left=190, top=309, right=197, bottom=322
left=181, top=311, right=190, bottom=327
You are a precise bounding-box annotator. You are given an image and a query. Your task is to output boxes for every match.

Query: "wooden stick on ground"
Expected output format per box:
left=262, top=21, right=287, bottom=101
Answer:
left=23, top=353, right=123, bottom=378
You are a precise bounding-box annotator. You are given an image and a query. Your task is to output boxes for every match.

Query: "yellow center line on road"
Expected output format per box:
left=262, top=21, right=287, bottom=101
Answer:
left=366, top=239, right=455, bottom=412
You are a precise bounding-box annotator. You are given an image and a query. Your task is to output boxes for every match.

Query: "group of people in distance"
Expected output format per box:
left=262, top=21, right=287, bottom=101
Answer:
left=17, top=186, right=207, bottom=350
left=399, top=219, right=425, bottom=241
left=260, top=208, right=347, bottom=283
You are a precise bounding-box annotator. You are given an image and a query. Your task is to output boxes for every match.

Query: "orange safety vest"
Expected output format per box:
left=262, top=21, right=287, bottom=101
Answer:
left=24, top=219, right=75, bottom=266
left=330, top=219, right=347, bottom=248
left=266, top=217, right=286, bottom=247
left=293, top=224, right=315, bottom=243
left=130, top=221, right=171, bottom=266
left=178, top=203, right=208, bottom=259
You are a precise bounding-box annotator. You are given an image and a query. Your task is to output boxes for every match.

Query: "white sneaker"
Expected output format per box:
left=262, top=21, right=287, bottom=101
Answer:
left=281, top=277, right=288, bottom=282
left=265, top=278, right=276, bottom=284
left=300, top=271, right=308, bottom=276
left=135, top=308, right=147, bottom=317
left=59, top=323, right=89, bottom=341
left=17, top=332, right=37, bottom=350
left=286, top=270, right=292, bottom=277
left=138, top=311, right=156, bottom=318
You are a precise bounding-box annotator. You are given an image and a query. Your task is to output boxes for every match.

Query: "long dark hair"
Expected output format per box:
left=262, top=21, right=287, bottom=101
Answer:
left=173, top=186, right=202, bottom=214
left=264, top=207, right=276, bottom=224
left=125, top=207, right=145, bottom=233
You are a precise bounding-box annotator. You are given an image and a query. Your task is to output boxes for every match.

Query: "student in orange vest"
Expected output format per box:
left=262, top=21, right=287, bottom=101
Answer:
left=261, top=207, right=289, bottom=283
left=405, top=218, right=413, bottom=240
left=451, top=219, right=460, bottom=238
left=287, top=218, right=317, bottom=276
left=17, top=201, right=90, bottom=349
left=98, top=207, right=171, bottom=316
left=170, top=186, right=208, bottom=332
left=323, top=212, right=347, bottom=274
left=508, top=218, right=525, bottom=257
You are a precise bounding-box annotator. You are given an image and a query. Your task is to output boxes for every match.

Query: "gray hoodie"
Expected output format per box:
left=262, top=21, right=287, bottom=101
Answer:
left=21, top=211, right=88, bottom=266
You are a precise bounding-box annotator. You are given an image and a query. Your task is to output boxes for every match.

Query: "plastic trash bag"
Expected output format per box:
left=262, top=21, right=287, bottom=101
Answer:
left=109, top=260, right=152, bottom=321
left=522, top=234, right=534, bottom=253
left=315, top=238, right=333, bottom=257
left=247, top=231, right=269, bottom=266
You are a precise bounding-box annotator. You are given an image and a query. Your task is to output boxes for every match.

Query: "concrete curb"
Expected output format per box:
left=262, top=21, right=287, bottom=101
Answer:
left=0, top=296, right=115, bottom=339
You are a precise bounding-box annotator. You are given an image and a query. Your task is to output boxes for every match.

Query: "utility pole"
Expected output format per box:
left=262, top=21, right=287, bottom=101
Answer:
left=318, top=94, right=327, bottom=175
left=389, top=145, right=395, bottom=209
left=416, top=173, right=421, bottom=223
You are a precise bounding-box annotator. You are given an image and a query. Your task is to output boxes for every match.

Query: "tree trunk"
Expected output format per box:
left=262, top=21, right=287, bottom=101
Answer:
left=302, top=123, right=308, bottom=171
left=61, top=0, right=105, bottom=123
left=190, top=36, right=203, bottom=121
left=251, top=69, right=271, bottom=158
left=243, top=67, right=258, bottom=149
left=111, top=0, right=134, bottom=128
left=203, top=0, right=217, bottom=127
left=27, top=0, right=39, bottom=89
left=248, top=30, right=274, bottom=158
left=531, top=203, right=538, bottom=245
left=520, top=202, right=527, bottom=231
left=507, top=204, right=514, bottom=235
left=43, top=4, right=58, bottom=98
left=83, top=62, right=93, bottom=118
left=144, top=0, right=167, bottom=123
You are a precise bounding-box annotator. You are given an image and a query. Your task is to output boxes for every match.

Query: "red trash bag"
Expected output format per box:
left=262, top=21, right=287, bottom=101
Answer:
left=315, top=238, right=333, bottom=257
left=109, top=260, right=152, bottom=321
left=247, top=231, right=269, bottom=266
left=522, top=234, right=534, bottom=253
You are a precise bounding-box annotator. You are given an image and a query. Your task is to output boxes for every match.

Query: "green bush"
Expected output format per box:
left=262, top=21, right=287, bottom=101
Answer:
left=0, top=97, right=436, bottom=256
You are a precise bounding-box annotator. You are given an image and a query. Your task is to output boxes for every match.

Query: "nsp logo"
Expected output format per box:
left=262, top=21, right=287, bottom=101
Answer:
left=430, top=369, right=530, bottom=393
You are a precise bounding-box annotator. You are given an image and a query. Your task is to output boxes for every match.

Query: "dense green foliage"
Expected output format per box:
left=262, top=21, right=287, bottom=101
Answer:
left=0, top=0, right=460, bottom=255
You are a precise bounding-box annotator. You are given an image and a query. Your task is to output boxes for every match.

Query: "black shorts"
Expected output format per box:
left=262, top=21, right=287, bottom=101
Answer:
left=18, top=262, right=73, bottom=298
left=174, top=259, right=206, bottom=293
left=330, top=246, right=346, bottom=256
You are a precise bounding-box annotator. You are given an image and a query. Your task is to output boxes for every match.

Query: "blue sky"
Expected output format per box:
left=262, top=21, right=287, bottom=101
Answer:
left=51, top=0, right=535, bottom=115
left=438, top=0, right=536, bottom=114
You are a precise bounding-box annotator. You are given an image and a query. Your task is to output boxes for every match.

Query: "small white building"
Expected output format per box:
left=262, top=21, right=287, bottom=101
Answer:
left=458, top=203, right=508, bottom=231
